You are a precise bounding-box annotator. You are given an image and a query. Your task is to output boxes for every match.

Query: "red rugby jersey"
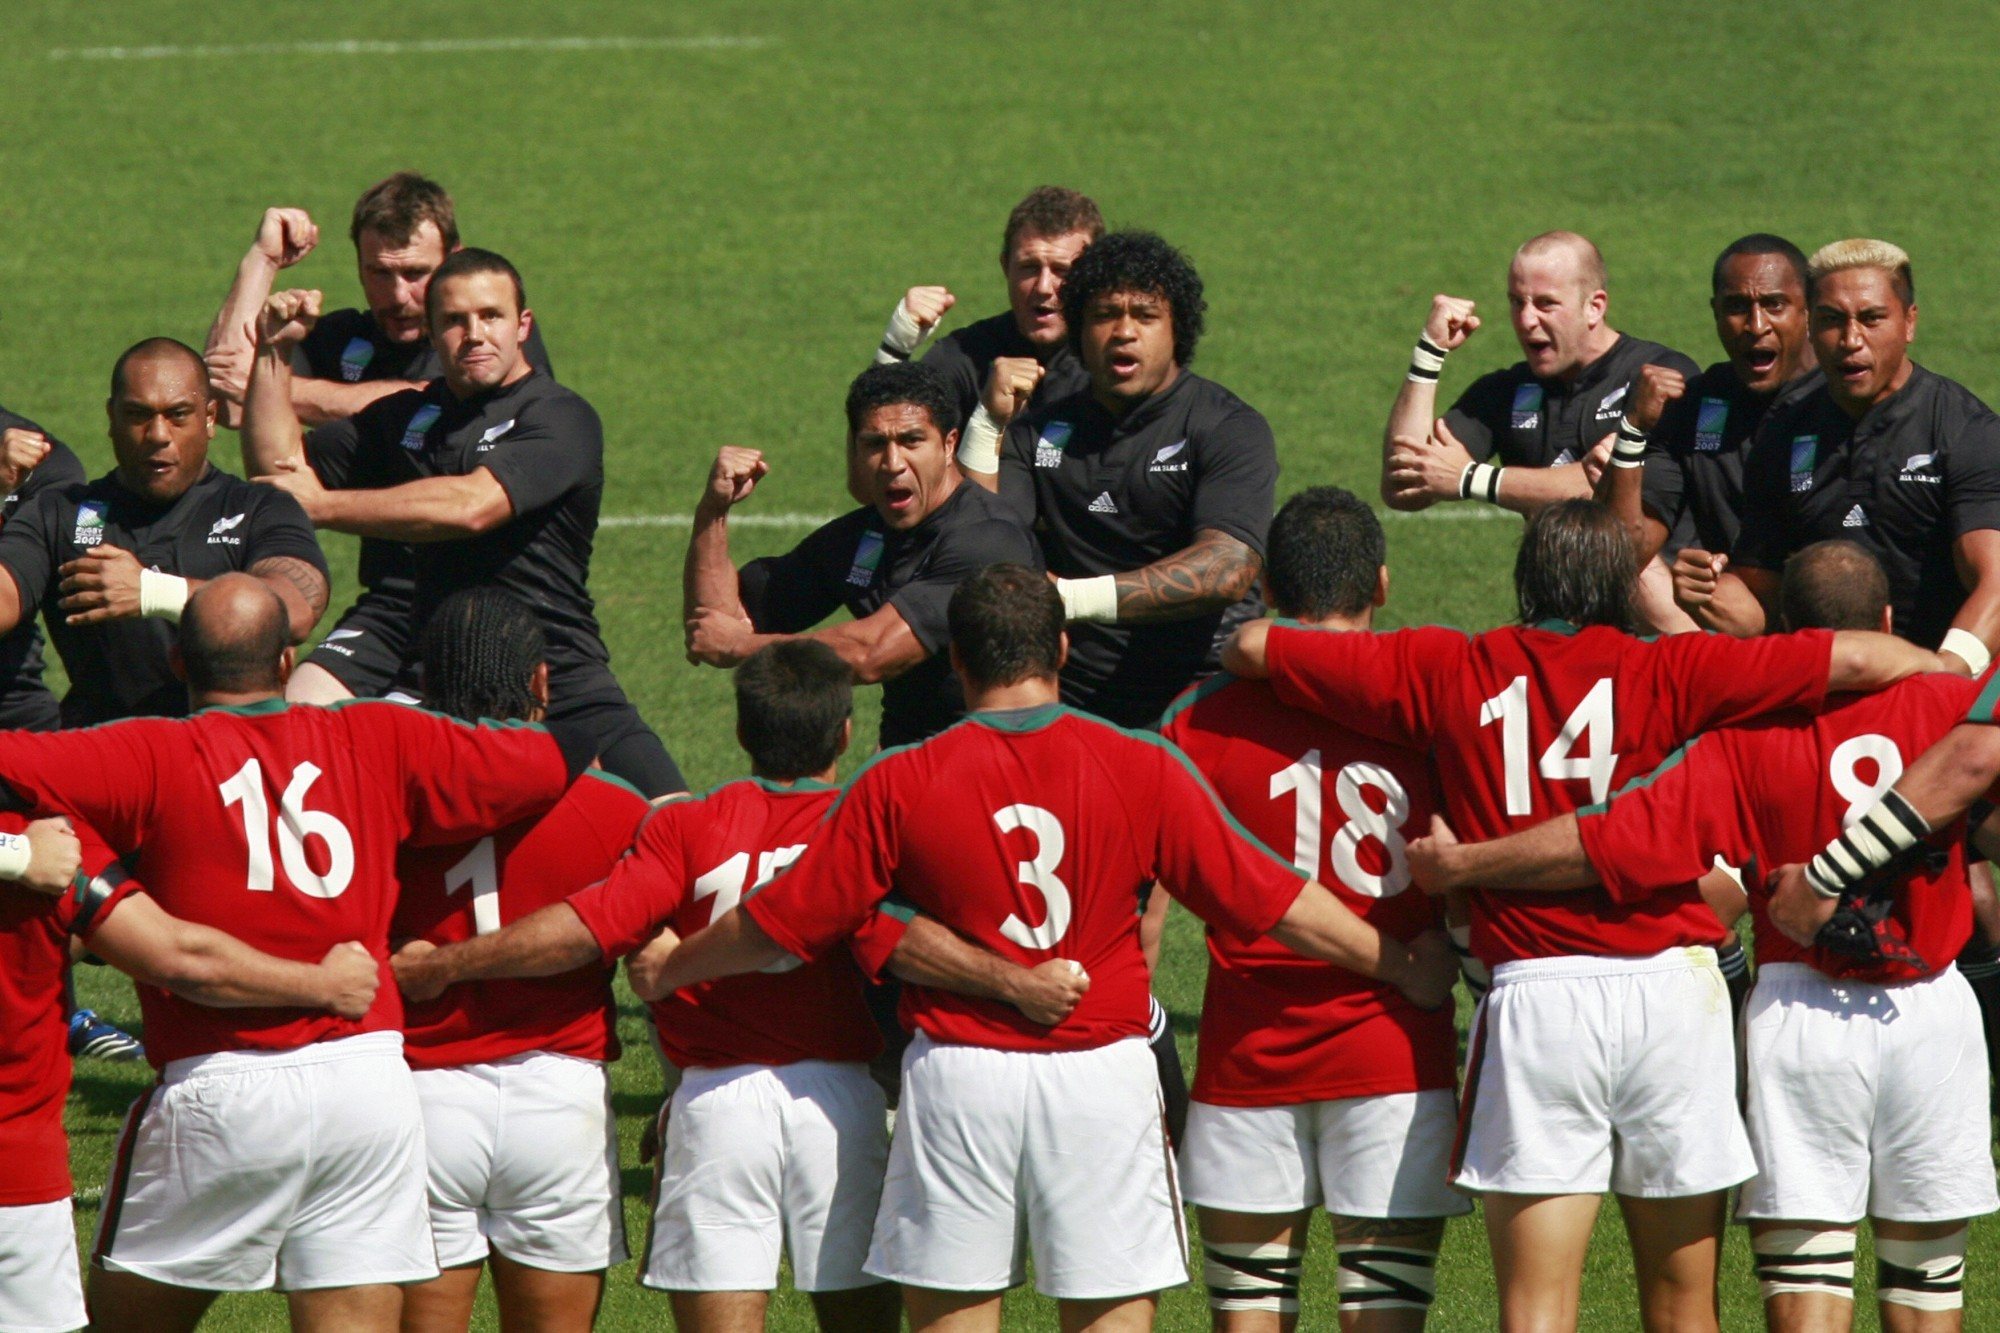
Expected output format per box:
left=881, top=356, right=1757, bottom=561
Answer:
left=0, top=699, right=573, bottom=1067
left=1161, top=674, right=1453, bottom=1105
left=395, top=771, right=649, bottom=1070
left=0, top=819, right=137, bottom=1205
left=743, top=704, right=1308, bottom=1053
left=1577, top=674, right=1980, bottom=983
left=567, top=777, right=884, bottom=1069
left=1264, top=620, right=1832, bottom=965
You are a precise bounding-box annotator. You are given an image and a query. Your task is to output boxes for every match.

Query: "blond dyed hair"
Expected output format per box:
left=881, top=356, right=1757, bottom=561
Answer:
left=1807, top=238, right=1914, bottom=304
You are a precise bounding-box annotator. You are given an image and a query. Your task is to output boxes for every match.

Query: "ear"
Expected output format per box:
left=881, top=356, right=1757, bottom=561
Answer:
left=835, top=717, right=853, bottom=759
left=1906, top=302, right=1919, bottom=344
left=530, top=661, right=551, bottom=712
left=1056, top=629, right=1070, bottom=672
left=1586, top=287, right=1609, bottom=326
left=518, top=306, right=535, bottom=342
left=277, top=645, right=295, bottom=684
left=1879, top=605, right=1894, bottom=636
left=104, top=397, right=115, bottom=431
left=202, top=394, right=219, bottom=441
left=1374, top=565, right=1390, bottom=609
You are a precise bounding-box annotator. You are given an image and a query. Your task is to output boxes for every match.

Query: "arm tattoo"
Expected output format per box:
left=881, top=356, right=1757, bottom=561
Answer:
left=1111, top=529, right=1261, bottom=624
left=251, top=555, right=331, bottom=625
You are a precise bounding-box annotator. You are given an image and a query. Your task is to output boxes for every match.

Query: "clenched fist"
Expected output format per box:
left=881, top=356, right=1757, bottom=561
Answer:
left=0, top=428, right=51, bottom=499
left=981, top=356, right=1043, bottom=427
left=701, top=446, right=769, bottom=514
left=1626, top=363, right=1687, bottom=433
left=1422, top=294, right=1481, bottom=351
left=259, top=289, right=324, bottom=351
left=252, top=207, right=319, bottom=271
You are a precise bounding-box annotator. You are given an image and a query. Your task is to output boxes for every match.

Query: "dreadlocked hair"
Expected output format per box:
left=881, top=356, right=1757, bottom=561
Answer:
left=419, top=587, right=546, bottom=723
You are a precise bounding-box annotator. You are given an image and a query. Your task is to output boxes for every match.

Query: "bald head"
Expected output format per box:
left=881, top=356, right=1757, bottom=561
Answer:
left=110, top=337, right=210, bottom=402
left=1513, top=231, right=1608, bottom=294
left=1780, top=540, right=1891, bottom=632
left=177, top=574, right=291, bottom=699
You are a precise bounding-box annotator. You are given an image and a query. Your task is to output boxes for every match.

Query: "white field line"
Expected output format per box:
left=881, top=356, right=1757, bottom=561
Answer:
left=50, top=35, right=770, bottom=61
left=598, top=507, right=1511, bottom=530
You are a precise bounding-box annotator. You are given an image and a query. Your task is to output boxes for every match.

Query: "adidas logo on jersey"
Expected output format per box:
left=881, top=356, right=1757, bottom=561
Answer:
left=1843, top=504, right=1867, bottom=529
left=1088, top=492, right=1119, bottom=514
left=207, top=513, right=246, bottom=546
left=1149, top=440, right=1188, bottom=473
left=1550, top=449, right=1576, bottom=467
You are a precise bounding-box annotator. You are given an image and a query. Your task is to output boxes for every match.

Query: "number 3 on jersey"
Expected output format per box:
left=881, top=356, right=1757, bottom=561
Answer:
left=996, top=804, right=1071, bottom=949
left=1270, top=752, right=1411, bottom=897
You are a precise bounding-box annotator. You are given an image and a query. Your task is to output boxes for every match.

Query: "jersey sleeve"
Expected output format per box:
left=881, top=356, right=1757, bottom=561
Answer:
left=995, top=418, right=1039, bottom=526
left=242, top=487, right=331, bottom=574
left=1576, top=735, right=1750, bottom=904
left=478, top=392, right=603, bottom=519
left=0, top=722, right=167, bottom=847
left=1729, top=421, right=1794, bottom=571
left=888, top=516, right=1040, bottom=655
left=1264, top=623, right=1462, bottom=749
left=742, top=768, right=899, bottom=961
left=1442, top=369, right=1514, bottom=463
left=565, top=802, right=691, bottom=960
left=59, top=820, right=143, bottom=940
left=1657, top=628, right=1831, bottom=735
left=920, top=332, right=983, bottom=424
left=367, top=708, right=573, bottom=845
left=737, top=518, right=856, bottom=634
left=844, top=906, right=910, bottom=982
left=1945, top=409, right=2000, bottom=539
left=1151, top=742, right=1307, bottom=941
left=0, top=489, right=59, bottom=615
left=303, top=417, right=363, bottom=490
left=1189, top=406, right=1279, bottom=555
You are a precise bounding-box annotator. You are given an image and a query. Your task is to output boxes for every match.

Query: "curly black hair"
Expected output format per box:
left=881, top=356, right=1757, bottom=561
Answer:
left=844, top=361, right=961, bottom=440
left=1060, top=231, right=1207, bottom=367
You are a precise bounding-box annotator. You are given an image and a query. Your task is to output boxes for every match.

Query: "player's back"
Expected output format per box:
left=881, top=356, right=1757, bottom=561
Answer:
left=394, top=771, right=648, bottom=1069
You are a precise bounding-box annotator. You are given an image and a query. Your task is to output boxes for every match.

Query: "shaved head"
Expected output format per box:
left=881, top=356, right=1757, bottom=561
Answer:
left=110, top=337, right=210, bottom=402
left=178, top=574, right=290, bottom=697
left=1781, top=540, right=1891, bottom=632
left=1512, top=231, right=1608, bottom=295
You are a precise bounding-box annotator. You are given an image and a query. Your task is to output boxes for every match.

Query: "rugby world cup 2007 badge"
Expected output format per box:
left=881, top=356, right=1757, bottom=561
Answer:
left=73, top=501, right=107, bottom=547
left=1788, top=434, right=1817, bottom=493
left=846, top=529, right=886, bottom=588
left=1694, top=398, right=1729, bottom=452
left=400, top=404, right=443, bottom=451
left=1035, top=421, right=1073, bottom=468
left=1510, top=383, right=1543, bottom=431
left=339, top=337, right=374, bottom=383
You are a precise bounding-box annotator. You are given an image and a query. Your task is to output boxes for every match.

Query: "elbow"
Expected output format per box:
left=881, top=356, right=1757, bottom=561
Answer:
left=461, top=497, right=513, bottom=536
left=1217, top=555, right=1262, bottom=605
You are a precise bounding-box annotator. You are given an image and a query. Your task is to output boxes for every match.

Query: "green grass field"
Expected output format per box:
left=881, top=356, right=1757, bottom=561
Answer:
left=15, top=0, right=2000, bottom=1324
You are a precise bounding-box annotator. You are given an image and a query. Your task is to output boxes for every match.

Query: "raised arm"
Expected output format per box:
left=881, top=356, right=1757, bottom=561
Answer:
left=242, top=289, right=322, bottom=476
left=204, top=209, right=319, bottom=429
left=270, top=469, right=514, bottom=542
left=90, top=893, right=379, bottom=1016
left=1674, top=555, right=1774, bottom=636
left=1382, top=295, right=1480, bottom=511
left=1595, top=364, right=1686, bottom=559
left=683, top=446, right=766, bottom=625
left=391, top=900, right=601, bottom=1002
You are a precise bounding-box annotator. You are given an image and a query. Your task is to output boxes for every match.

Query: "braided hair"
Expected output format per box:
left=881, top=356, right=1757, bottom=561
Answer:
left=419, top=587, right=546, bottom=723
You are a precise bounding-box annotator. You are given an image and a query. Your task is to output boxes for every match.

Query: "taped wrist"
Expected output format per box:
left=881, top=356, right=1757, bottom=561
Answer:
left=875, top=299, right=933, bottom=364
left=1941, top=627, right=1992, bottom=677
left=1203, top=1241, right=1302, bottom=1315
left=1805, top=790, right=1931, bottom=900
left=957, top=405, right=1002, bottom=475
left=139, top=570, right=190, bottom=622
left=1056, top=575, right=1119, bottom=624
left=1611, top=417, right=1649, bottom=468
left=1753, top=1228, right=1854, bottom=1303
left=1407, top=334, right=1449, bottom=384
left=1458, top=461, right=1503, bottom=504
left=1336, top=1238, right=1439, bottom=1311
left=1876, top=1230, right=1966, bottom=1312
left=0, top=832, right=31, bottom=881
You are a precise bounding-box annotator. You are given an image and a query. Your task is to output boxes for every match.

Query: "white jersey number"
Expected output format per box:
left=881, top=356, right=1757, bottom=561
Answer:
left=692, top=845, right=807, bottom=974
left=1830, top=733, right=1904, bottom=828
left=445, top=837, right=501, bottom=936
left=1269, top=751, right=1413, bottom=898
left=218, top=759, right=356, bottom=899
left=1478, top=676, right=1619, bottom=816
left=996, top=804, right=1072, bottom=949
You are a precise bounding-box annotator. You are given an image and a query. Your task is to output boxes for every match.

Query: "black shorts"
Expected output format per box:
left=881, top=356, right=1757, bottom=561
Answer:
left=548, top=681, right=686, bottom=799
left=302, top=590, right=416, bottom=698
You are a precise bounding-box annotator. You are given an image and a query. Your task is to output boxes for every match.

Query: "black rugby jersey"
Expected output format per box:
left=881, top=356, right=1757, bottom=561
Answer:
left=740, top=480, right=1040, bottom=746
left=997, top=371, right=1277, bottom=728
left=1642, top=364, right=1823, bottom=556
left=1733, top=364, right=2000, bottom=648
left=1444, top=334, right=1699, bottom=469
left=922, top=312, right=1090, bottom=431
left=0, top=408, right=85, bottom=730
left=0, top=466, right=327, bottom=725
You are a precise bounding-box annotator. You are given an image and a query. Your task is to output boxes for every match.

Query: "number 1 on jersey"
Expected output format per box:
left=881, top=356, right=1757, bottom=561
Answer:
left=445, top=837, right=501, bottom=936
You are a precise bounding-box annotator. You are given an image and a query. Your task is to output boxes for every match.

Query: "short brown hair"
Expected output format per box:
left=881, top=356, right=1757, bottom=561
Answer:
left=1514, top=500, right=1635, bottom=630
left=1001, top=186, right=1103, bottom=262
left=949, top=564, right=1064, bottom=688
left=1781, top=540, right=1891, bottom=632
left=350, top=172, right=459, bottom=250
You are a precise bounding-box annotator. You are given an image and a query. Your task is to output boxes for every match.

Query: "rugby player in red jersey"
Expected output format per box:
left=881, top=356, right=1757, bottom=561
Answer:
left=639, top=565, right=1457, bottom=1333
left=1221, top=501, right=1942, bottom=1333
left=1410, top=540, right=1995, bottom=1331
left=0, top=574, right=597, bottom=1333
left=377, top=588, right=648, bottom=1333
left=395, top=637, right=1093, bottom=1332
left=1160, top=488, right=1467, bottom=1332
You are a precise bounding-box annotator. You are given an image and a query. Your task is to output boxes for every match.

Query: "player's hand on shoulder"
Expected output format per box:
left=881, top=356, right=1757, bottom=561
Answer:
left=58, top=546, right=145, bottom=625
left=1396, top=929, right=1459, bottom=1012
left=321, top=941, right=381, bottom=1017
left=704, top=446, right=769, bottom=510
left=0, top=427, right=51, bottom=498
left=1764, top=863, right=1836, bottom=946
left=251, top=207, right=319, bottom=270
left=1422, top=294, right=1480, bottom=350
left=1670, top=547, right=1724, bottom=609
left=258, top=288, right=323, bottom=351
left=685, top=607, right=755, bottom=666
left=389, top=938, right=444, bottom=1003
left=206, top=337, right=254, bottom=408
left=16, top=816, right=80, bottom=896
left=1010, top=957, right=1090, bottom=1026
left=1405, top=814, right=1459, bottom=896
left=982, top=356, right=1044, bottom=427
left=1627, top=363, right=1687, bottom=433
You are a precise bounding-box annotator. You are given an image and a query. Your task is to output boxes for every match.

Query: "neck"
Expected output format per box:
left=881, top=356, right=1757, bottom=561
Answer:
left=1283, top=608, right=1373, bottom=632
left=191, top=686, right=283, bottom=711
left=752, top=762, right=840, bottom=786
left=1556, top=325, right=1620, bottom=384
left=965, top=674, right=1061, bottom=712
left=1091, top=362, right=1181, bottom=418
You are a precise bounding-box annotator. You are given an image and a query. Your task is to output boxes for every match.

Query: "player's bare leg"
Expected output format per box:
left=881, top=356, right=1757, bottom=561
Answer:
left=1633, top=557, right=1699, bottom=635
left=1332, top=1215, right=1446, bottom=1332
left=1059, top=1294, right=1158, bottom=1332
left=85, top=1269, right=218, bottom=1332
left=1750, top=1220, right=1856, bottom=1333
left=285, top=661, right=356, bottom=706
left=902, top=1287, right=1004, bottom=1332
left=809, top=1282, right=901, bottom=1330
left=1483, top=1192, right=1599, bottom=1332
left=398, top=1262, right=481, bottom=1332
left=1619, top=1192, right=1725, bottom=1333
left=1873, top=1219, right=1969, bottom=1333
left=487, top=1253, right=604, bottom=1331
left=1198, top=1206, right=1309, bottom=1332
left=669, top=1290, right=768, bottom=1332
left=287, top=1282, right=404, bottom=1332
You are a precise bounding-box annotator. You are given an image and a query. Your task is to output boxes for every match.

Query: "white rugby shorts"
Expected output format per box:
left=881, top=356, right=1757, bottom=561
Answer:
left=1452, top=947, right=1754, bottom=1198
left=0, top=1199, right=85, bottom=1332
left=642, top=1060, right=887, bottom=1294
left=413, top=1051, right=625, bottom=1272
left=1180, top=1090, right=1471, bottom=1220
left=866, top=1033, right=1189, bottom=1301
left=94, top=1031, right=436, bottom=1292
left=1739, top=962, right=2000, bottom=1224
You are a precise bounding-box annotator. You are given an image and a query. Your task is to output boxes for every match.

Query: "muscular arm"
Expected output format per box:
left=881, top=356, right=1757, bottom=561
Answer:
left=392, top=901, right=601, bottom=1001
left=1110, top=528, right=1261, bottom=623
left=1826, top=629, right=1948, bottom=692
left=310, top=470, right=515, bottom=541
left=1413, top=814, right=1598, bottom=894
left=290, top=376, right=422, bottom=429
left=689, top=601, right=929, bottom=682
left=885, top=915, right=1087, bottom=1025
left=249, top=555, right=328, bottom=643
left=242, top=340, right=308, bottom=476
left=626, top=905, right=791, bottom=1001
left=1595, top=457, right=1671, bottom=563
left=1264, top=880, right=1447, bottom=1008
left=682, top=499, right=747, bottom=623
left=90, top=893, right=365, bottom=1011
left=1943, top=529, right=2000, bottom=673
left=1689, top=565, right=1776, bottom=636
left=1492, top=460, right=1598, bottom=514
left=0, top=569, right=22, bottom=638
left=1381, top=378, right=1445, bottom=511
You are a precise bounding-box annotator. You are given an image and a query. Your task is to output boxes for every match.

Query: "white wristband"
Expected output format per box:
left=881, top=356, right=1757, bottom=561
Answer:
left=0, top=832, right=30, bottom=882
left=1055, top=574, right=1119, bottom=623
left=957, top=405, right=1003, bottom=475
left=1458, top=461, right=1504, bottom=504
left=875, top=299, right=933, bottom=364
left=1407, top=335, right=1448, bottom=383
left=1611, top=417, right=1650, bottom=468
left=139, top=569, right=190, bottom=622
left=1941, top=628, right=1992, bottom=677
